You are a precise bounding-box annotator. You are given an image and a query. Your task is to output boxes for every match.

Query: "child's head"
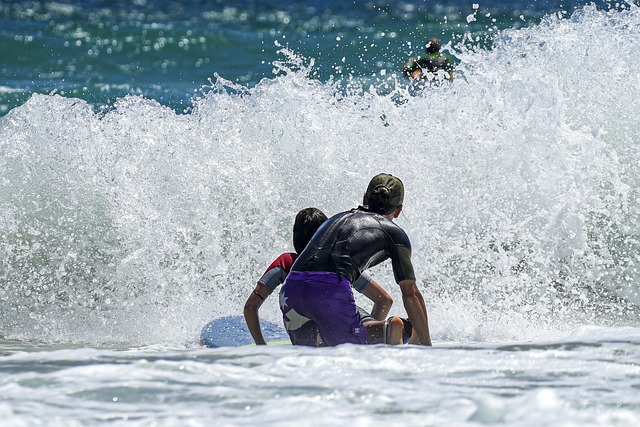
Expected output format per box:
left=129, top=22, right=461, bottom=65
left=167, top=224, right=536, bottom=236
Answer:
left=293, top=207, right=328, bottom=253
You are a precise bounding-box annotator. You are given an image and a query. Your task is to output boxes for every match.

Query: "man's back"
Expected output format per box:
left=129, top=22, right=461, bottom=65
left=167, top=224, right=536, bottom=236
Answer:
left=292, top=208, right=415, bottom=284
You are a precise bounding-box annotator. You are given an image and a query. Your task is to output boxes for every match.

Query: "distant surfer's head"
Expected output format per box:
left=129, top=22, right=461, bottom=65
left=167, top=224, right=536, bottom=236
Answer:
left=425, top=38, right=441, bottom=54
left=364, top=173, right=404, bottom=216
left=293, top=207, right=328, bottom=253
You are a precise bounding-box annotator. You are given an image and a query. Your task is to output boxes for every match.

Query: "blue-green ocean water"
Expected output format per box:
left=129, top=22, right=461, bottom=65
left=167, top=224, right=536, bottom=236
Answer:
left=2, top=1, right=640, bottom=425
left=0, top=0, right=616, bottom=115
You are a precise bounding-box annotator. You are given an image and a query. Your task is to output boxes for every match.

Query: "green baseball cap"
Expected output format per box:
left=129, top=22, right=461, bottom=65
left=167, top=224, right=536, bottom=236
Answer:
left=366, top=173, right=404, bottom=214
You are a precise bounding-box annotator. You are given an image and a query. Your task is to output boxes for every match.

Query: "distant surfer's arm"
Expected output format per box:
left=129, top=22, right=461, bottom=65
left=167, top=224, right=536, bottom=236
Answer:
left=399, top=279, right=432, bottom=346
left=243, top=283, right=270, bottom=345
left=357, top=276, right=393, bottom=321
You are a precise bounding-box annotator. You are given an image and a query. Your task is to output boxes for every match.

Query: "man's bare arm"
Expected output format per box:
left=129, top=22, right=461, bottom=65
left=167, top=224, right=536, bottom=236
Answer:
left=399, top=279, right=432, bottom=346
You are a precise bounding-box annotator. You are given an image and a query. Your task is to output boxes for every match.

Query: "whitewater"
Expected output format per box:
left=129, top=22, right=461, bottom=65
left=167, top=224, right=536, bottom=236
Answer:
left=1, top=2, right=640, bottom=426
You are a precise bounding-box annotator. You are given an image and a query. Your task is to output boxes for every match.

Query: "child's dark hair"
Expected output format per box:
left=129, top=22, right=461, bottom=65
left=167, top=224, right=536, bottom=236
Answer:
left=293, top=207, right=328, bottom=253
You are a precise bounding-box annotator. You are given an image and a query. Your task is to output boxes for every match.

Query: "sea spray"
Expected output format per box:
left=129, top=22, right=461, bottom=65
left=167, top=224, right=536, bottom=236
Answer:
left=1, top=4, right=639, bottom=346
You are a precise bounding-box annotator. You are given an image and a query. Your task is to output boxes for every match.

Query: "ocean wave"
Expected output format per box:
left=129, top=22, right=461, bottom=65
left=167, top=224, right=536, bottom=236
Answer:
left=1, top=3, right=639, bottom=346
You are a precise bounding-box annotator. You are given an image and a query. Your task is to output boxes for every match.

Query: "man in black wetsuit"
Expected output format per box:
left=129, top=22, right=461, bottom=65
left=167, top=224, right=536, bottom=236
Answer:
left=279, top=173, right=432, bottom=347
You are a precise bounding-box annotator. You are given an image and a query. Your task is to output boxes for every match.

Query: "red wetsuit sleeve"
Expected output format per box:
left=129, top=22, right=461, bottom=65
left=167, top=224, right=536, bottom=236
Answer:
left=257, top=252, right=298, bottom=293
left=265, top=252, right=298, bottom=273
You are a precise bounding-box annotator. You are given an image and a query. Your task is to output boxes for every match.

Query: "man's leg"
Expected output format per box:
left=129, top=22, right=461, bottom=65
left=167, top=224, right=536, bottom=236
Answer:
left=304, top=274, right=367, bottom=346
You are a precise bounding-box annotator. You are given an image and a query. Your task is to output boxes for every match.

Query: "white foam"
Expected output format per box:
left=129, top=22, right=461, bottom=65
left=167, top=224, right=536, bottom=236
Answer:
left=1, top=5, right=640, bottom=346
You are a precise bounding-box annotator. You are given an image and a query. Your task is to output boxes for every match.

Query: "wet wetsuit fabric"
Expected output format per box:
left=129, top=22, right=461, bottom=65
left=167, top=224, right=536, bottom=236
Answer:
left=416, top=52, right=454, bottom=75
left=403, top=52, right=454, bottom=81
left=292, top=208, right=415, bottom=283
left=258, top=252, right=297, bottom=292
left=258, top=252, right=372, bottom=293
left=280, top=208, right=415, bottom=346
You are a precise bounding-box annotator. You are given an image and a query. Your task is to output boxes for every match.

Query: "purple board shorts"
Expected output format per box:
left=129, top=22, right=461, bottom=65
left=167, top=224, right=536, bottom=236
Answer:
left=279, top=271, right=367, bottom=346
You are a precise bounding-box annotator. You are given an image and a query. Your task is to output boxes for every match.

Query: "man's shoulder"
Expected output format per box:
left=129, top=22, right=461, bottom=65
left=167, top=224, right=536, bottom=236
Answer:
left=379, top=217, right=411, bottom=243
left=353, top=210, right=407, bottom=235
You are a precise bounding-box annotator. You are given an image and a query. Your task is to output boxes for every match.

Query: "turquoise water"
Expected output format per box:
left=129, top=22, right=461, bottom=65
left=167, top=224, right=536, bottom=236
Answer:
left=2, top=1, right=640, bottom=425
left=1, top=0, right=614, bottom=115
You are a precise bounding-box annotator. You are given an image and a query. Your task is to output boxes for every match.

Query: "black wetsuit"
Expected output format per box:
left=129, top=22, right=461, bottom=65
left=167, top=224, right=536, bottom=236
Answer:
left=403, top=52, right=454, bottom=81
left=291, top=207, right=416, bottom=284
left=280, top=208, right=415, bottom=346
left=416, top=53, right=453, bottom=74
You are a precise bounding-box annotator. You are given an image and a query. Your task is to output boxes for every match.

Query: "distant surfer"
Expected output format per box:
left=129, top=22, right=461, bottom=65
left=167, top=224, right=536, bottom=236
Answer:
left=402, top=37, right=454, bottom=82
left=244, top=207, right=407, bottom=346
left=279, top=174, right=432, bottom=347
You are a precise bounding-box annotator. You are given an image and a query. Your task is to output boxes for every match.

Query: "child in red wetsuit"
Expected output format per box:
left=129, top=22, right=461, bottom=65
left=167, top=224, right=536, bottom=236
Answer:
left=244, top=207, right=405, bottom=345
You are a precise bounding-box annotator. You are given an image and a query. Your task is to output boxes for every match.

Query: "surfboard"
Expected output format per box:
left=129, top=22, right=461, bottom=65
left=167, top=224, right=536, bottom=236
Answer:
left=200, top=315, right=290, bottom=347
